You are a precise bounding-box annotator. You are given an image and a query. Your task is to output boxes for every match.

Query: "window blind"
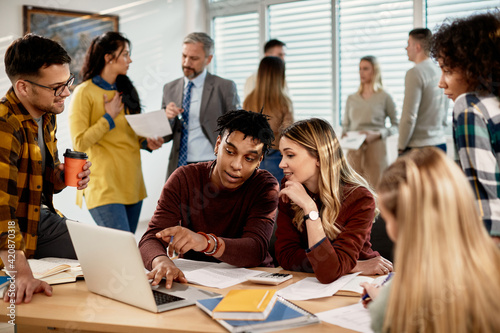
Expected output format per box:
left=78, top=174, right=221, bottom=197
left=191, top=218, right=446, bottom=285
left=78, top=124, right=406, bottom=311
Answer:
left=338, top=0, right=413, bottom=126
left=269, top=0, right=333, bottom=123
left=209, top=0, right=499, bottom=126
left=212, top=12, right=260, bottom=102
left=426, top=0, right=499, bottom=29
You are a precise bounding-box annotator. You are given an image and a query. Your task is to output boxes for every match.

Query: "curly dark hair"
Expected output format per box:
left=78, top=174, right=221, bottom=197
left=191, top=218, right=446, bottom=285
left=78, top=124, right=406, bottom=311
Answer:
left=430, top=11, right=500, bottom=97
left=216, top=110, right=274, bottom=156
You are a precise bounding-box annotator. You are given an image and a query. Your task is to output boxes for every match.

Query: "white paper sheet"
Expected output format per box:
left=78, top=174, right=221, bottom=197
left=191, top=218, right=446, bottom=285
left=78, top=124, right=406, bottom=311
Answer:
left=277, top=272, right=361, bottom=300
left=339, top=131, right=367, bottom=150
left=340, top=274, right=388, bottom=294
left=316, top=302, right=374, bottom=333
left=125, top=110, right=172, bottom=138
left=172, top=258, right=262, bottom=289
left=172, top=258, right=218, bottom=273
left=185, top=267, right=262, bottom=289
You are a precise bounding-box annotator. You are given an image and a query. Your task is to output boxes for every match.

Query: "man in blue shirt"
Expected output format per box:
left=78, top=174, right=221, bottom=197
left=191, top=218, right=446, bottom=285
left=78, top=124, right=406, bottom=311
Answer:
left=162, top=32, right=240, bottom=179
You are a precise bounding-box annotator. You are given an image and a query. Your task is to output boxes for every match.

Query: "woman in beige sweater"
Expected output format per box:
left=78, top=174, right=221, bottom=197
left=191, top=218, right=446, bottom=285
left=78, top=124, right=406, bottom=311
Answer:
left=342, top=55, right=398, bottom=188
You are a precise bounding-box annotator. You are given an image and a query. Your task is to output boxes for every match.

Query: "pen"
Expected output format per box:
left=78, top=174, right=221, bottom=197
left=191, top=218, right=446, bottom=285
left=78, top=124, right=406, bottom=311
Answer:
left=361, top=292, right=371, bottom=302
left=361, top=272, right=393, bottom=301
left=167, top=221, right=181, bottom=259
left=168, top=235, right=178, bottom=259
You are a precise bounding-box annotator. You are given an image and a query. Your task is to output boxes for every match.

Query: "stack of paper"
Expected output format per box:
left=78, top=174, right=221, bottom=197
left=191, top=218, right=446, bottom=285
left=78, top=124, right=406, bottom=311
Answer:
left=316, top=303, right=374, bottom=333
left=173, top=259, right=262, bottom=289
left=276, top=272, right=362, bottom=300
left=336, top=274, right=389, bottom=297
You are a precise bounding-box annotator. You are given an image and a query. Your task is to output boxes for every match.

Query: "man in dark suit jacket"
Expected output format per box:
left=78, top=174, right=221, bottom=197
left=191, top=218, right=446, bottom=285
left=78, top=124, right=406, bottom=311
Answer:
left=162, top=32, right=240, bottom=178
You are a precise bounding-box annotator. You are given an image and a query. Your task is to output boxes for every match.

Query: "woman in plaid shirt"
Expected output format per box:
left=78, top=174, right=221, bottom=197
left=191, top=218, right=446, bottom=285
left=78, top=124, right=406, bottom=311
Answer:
left=431, top=11, right=500, bottom=244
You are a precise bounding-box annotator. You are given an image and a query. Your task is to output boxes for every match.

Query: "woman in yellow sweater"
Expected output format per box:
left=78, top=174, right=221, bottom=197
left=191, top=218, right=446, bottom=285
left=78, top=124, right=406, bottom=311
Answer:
left=69, top=32, right=163, bottom=232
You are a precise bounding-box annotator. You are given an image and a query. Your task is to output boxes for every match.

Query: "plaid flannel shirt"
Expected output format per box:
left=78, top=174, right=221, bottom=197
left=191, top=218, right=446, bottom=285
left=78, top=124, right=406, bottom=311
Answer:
left=0, top=88, right=62, bottom=259
left=453, top=93, right=500, bottom=236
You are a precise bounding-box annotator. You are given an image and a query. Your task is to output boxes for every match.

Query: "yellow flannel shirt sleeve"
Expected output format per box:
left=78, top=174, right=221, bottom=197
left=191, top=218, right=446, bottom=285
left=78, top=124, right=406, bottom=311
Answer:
left=0, top=115, right=25, bottom=252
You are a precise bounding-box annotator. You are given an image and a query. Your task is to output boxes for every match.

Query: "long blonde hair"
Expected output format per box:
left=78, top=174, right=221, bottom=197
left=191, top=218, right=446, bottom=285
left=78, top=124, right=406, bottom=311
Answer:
left=243, top=56, right=293, bottom=148
left=281, top=118, right=374, bottom=239
left=357, top=55, right=383, bottom=95
left=378, top=147, right=500, bottom=333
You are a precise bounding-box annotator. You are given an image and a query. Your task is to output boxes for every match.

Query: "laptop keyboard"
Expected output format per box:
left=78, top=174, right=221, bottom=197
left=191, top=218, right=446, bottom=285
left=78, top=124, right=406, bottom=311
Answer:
left=152, top=290, right=185, bottom=306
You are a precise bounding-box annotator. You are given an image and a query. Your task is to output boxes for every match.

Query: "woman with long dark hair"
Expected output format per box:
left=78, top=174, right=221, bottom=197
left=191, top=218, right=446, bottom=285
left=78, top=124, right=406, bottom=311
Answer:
left=243, top=56, right=293, bottom=183
left=69, top=31, right=163, bottom=232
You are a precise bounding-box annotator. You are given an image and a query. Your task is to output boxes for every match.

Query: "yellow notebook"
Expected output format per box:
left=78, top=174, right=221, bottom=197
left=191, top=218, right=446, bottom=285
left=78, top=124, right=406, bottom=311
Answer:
left=212, top=289, right=277, bottom=320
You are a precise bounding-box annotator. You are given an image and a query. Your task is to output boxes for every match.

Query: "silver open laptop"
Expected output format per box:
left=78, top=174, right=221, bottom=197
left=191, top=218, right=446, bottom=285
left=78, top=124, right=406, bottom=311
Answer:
left=66, top=220, right=220, bottom=313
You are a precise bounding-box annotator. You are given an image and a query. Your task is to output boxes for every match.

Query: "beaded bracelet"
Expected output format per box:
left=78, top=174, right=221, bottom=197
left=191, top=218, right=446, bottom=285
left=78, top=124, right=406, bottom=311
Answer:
left=204, top=233, right=221, bottom=256
left=197, top=231, right=211, bottom=252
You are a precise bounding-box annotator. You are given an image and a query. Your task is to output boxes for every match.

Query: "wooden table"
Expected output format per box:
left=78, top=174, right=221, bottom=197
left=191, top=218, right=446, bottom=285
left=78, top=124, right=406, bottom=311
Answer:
left=0, top=268, right=360, bottom=332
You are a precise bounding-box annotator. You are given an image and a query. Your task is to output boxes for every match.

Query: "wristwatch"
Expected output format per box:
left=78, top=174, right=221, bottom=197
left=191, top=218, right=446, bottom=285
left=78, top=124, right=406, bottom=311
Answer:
left=304, top=210, right=319, bottom=223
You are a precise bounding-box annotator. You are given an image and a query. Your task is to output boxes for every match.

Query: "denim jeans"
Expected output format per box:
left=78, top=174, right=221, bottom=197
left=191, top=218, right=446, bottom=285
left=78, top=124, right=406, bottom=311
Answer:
left=89, top=201, right=143, bottom=233
left=261, top=149, right=284, bottom=184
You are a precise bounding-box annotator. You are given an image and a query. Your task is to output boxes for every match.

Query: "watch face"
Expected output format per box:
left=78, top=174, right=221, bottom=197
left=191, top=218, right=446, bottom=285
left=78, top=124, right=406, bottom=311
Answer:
left=309, top=211, right=319, bottom=221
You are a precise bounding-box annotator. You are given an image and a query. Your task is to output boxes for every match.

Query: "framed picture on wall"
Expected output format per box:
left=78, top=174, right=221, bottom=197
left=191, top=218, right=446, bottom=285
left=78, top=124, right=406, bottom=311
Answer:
left=23, top=5, right=119, bottom=85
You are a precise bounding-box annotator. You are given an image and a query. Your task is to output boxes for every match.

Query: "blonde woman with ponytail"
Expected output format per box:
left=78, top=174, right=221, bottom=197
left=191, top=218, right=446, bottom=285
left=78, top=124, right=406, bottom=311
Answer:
left=362, top=147, right=500, bottom=333
left=275, top=118, right=392, bottom=283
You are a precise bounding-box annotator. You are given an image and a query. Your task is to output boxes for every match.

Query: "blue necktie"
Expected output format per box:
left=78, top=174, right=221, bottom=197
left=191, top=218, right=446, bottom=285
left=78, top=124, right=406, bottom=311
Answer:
left=178, top=81, right=194, bottom=167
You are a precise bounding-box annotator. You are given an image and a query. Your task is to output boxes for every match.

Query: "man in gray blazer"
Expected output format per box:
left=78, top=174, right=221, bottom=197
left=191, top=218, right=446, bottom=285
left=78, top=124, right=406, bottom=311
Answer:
left=162, top=32, right=240, bottom=178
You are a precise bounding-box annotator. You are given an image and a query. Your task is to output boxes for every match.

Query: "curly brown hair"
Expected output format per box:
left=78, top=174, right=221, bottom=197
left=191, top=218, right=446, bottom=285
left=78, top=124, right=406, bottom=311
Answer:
left=430, top=11, right=500, bottom=97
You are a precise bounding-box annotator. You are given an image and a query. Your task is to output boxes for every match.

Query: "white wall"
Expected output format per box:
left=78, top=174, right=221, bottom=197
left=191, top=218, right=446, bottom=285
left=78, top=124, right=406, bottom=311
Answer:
left=0, top=0, right=207, bottom=225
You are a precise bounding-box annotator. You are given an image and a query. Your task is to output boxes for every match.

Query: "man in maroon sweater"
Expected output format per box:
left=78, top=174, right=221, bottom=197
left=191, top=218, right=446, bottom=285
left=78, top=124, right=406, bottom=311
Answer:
left=140, top=110, right=279, bottom=288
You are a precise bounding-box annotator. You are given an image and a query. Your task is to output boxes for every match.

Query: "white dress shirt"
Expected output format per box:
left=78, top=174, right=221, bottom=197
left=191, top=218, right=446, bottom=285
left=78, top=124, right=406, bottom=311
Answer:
left=184, top=69, right=215, bottom=162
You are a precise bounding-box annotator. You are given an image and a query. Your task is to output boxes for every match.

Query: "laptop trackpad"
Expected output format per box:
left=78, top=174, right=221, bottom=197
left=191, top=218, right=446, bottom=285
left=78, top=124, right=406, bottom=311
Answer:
left=153, top=282, right=220, bottom=301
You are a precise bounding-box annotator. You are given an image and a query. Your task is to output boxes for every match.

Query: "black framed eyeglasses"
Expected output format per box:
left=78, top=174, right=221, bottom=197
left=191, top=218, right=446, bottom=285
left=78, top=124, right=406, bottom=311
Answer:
left=24, top=73, right=75, bottom=97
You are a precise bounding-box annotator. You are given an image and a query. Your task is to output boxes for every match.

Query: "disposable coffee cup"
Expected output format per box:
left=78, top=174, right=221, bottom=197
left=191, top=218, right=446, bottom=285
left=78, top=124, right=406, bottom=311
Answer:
left=63, top=149, right=88, bottom=187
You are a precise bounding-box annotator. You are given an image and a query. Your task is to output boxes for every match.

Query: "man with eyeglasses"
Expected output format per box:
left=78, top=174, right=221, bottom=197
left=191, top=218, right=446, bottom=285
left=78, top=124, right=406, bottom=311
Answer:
left=0, top=34, right=91, bottom=303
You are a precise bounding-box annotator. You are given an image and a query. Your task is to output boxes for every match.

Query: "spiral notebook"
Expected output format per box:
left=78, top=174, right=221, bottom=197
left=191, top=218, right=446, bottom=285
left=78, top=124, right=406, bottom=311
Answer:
left=196, top=296, right=319, bottom=332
